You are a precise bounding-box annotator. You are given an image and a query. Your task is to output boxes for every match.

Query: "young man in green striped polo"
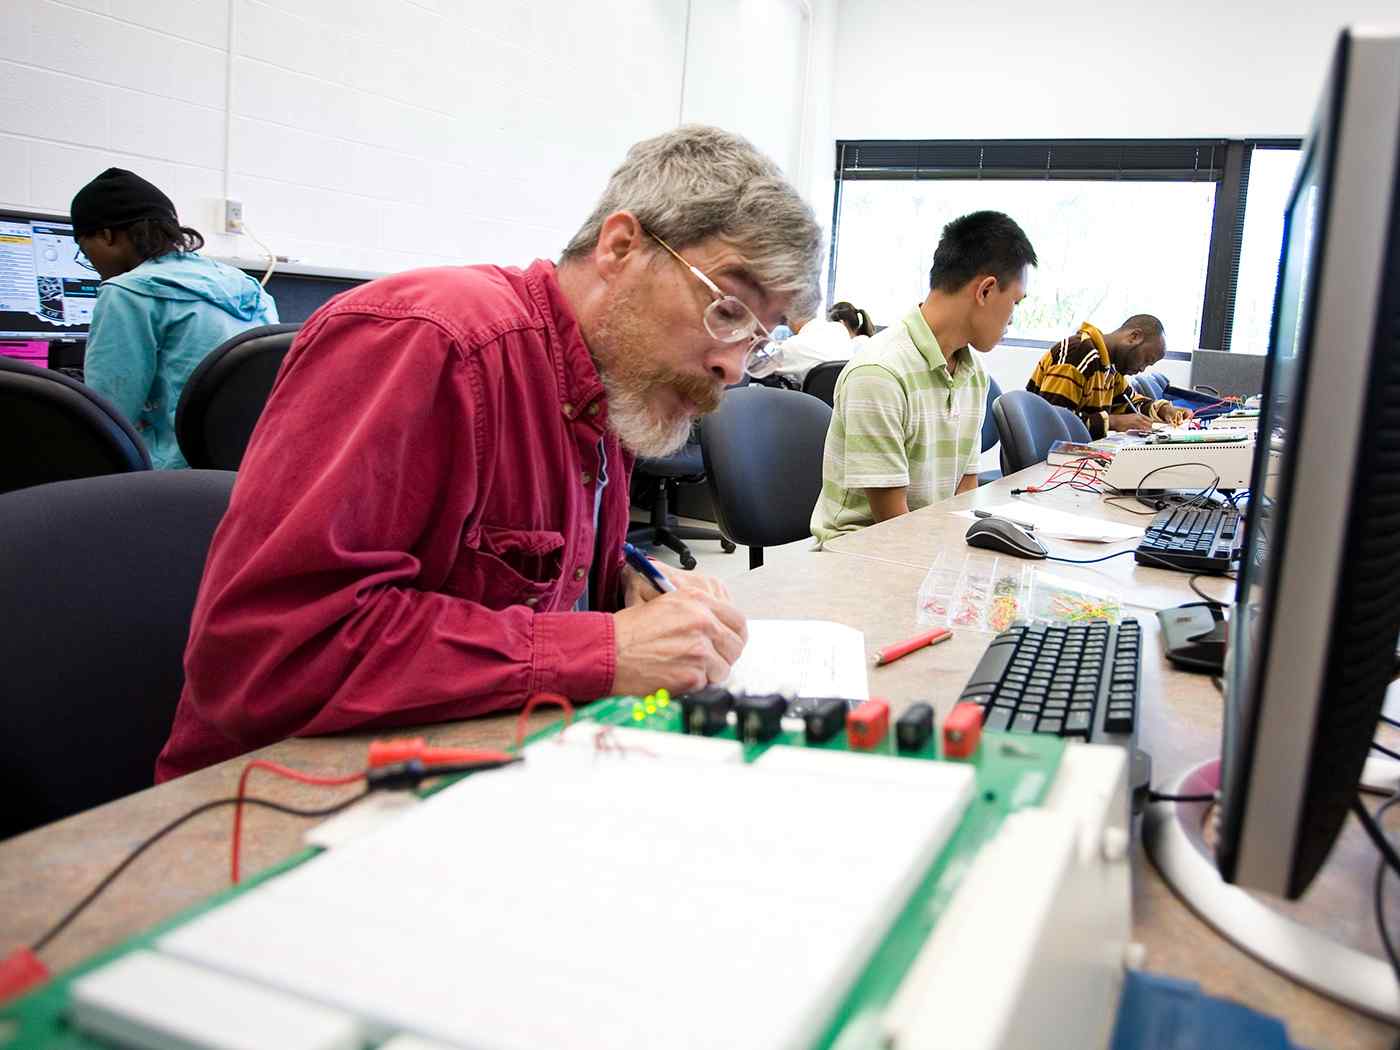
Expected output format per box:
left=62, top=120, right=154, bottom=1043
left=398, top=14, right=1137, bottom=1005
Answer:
left=811, top=211, right=1037, bottom=546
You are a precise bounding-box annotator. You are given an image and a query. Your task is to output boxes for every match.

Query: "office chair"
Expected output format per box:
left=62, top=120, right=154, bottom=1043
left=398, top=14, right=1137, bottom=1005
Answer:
left=1130, top=371, right=1170, bottom=400
left=979, top=376, right=1003, bottom=485
left=0, top=355, right=151, bottom=495
left=0, top=469, right=237, bottom=838
left=700, top=386, right=832, bottom=569
left=993, top=390, right=1093, bottom=474
left=176, top=323, right=301, bottom=470
left=627, top=430, right=736, bottom=571
left=800, top=360, right=848, bottom=406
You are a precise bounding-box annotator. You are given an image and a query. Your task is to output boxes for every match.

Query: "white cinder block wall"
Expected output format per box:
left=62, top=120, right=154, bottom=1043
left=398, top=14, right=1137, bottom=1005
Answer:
left=2, top=0, right=829, bottom=276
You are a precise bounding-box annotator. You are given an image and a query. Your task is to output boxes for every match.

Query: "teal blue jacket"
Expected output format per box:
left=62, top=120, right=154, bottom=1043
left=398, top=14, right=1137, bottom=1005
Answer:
left=84, top=253, right=279, bottom=469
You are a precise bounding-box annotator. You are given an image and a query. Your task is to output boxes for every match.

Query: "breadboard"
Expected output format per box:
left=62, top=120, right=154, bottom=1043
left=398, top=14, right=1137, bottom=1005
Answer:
left=1, top=699, right=1065, bottom=1050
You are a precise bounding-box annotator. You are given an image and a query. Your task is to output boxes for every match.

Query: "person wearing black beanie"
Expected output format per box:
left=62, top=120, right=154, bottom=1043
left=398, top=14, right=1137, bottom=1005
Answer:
left=70, top=168, right=279, bottom=469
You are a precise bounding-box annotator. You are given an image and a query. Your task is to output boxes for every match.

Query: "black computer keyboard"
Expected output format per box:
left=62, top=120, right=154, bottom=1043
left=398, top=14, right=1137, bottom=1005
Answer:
left=955, top=619, right=1142, bottom=746
left=1135, top=503, right=1243, bottom=574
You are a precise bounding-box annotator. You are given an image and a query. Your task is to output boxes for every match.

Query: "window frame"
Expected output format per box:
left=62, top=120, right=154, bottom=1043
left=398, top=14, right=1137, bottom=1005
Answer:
left=830, top=138, right=1303, bottom=357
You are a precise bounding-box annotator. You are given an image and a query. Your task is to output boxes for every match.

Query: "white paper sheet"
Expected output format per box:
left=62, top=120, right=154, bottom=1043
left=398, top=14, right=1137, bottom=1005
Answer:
left=723, top=618, right=868, bottom=699
left=960, top=502, right=1144, bottom=543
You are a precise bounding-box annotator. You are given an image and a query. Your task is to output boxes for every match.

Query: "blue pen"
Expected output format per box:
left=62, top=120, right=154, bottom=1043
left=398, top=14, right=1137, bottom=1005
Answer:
left=622, top=542, right=676, bottom=594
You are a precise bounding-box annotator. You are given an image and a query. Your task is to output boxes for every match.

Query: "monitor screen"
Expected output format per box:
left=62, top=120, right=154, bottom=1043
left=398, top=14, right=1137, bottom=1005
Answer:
left=0, top=211, right=97, bottom=339
left=1228, top=145, right=1320, bottom=720
left=1217, top=29, right=1400, bottom=899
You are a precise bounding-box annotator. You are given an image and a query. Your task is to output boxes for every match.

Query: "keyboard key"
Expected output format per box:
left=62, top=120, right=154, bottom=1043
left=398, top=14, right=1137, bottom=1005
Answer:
left=965, top=643, right=1017, bottom=686
left=1012, top=712, right=1039, bottom=734
left=1037, top=717, right=1063, bottom=735
left=1064, top=711, right=1092, bottom=735
left=984, top=708, right=1012, bottom=732
left=1105, top=709, right=1134, bottom=733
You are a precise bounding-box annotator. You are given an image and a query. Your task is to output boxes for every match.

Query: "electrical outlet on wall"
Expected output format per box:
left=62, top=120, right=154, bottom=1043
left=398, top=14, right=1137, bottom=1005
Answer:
left=224, top=199, right=244, bottom=234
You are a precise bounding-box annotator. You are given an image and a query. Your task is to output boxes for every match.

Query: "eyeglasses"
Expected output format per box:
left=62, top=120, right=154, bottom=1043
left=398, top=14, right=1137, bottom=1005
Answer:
left=645, top=229, right=781, bottom=378
left=73, top=245, right=96, bottom=273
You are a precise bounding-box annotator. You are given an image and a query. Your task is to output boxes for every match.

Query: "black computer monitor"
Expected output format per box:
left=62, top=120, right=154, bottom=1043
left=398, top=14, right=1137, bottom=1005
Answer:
left=1148, top=28, right=1400, bottom=1021
left=1219, top=27, right=1400, bottom=901
left=0, top=209, right=98, bottom=342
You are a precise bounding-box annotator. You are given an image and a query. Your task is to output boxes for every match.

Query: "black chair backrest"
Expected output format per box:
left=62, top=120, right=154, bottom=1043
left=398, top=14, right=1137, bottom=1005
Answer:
left=700, top=386, right=832, bottom=548
left=800, top=360, right=848, bottom=407
left=0, top=356, right=150, bottom=495
left=993, top=390, right=1093, bottom=473
left=176, top=323, right=301, bottom=470
left=981, top=376, right=1003, bottom=452
left=0, top=469, right=236, bottom=838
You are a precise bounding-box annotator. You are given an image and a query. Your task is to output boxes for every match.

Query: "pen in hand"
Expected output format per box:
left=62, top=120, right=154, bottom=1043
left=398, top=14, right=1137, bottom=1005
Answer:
left=622, top=542, right=676, bottom=595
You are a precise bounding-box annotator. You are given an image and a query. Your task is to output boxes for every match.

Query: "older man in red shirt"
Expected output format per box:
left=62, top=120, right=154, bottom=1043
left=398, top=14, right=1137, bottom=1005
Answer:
left=157, top=126, right=822, bottom=780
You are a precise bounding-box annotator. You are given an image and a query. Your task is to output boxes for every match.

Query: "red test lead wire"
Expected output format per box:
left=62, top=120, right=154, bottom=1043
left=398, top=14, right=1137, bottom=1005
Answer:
left=366, top=738, right=515, bottom=769
left=230, top=760, right=366, bottom=885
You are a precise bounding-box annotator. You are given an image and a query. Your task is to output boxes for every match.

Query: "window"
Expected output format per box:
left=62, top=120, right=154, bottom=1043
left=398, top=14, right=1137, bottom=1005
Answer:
left=833, top=179, right=1217, bottom=351
left=1228, top=147, right=1302, bottom=354
left=829, top=139, right=1300, bottom=356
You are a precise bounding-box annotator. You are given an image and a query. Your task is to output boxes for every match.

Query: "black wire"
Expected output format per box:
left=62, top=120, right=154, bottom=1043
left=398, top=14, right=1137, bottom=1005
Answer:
left=1106, top=461, right=1222, bottom=514
left=1353, top=796, right=1400, bottom=876
left=31, top=791, right=369, bottom=954
left=1047, top=549, right=1138, bottom=565
left=1374, top=742, right=1400, bottom=762
left=1383, top=714, right=1400, bottom=730
left=1100, top=495, right=1161, bottom=516
left=1365, top=793, right=1400, bottom=985
left=1188, top=572, right=1236, bottom=606
left=1148, top=791, right=1217, bottom=803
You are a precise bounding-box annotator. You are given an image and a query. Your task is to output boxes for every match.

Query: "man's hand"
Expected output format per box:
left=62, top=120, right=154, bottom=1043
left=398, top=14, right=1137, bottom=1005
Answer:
left=612, top=591, right=748, bottom=696
left=1107, top=412, right=1154, bottom=433
left=1158, top=405, right=1194, bottom=427
left=622, top=562, right=731, bottom=607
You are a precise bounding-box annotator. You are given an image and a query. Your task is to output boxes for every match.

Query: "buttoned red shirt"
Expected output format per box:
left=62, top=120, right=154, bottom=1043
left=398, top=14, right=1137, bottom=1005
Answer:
left=157, top=260, right=632, bottom=780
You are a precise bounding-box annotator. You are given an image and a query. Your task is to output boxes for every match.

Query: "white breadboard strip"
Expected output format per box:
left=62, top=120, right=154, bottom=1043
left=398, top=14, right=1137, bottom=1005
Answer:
left=69, top=950, right=362, bottom=1050
left=159, top=750, right=973, bottom=1050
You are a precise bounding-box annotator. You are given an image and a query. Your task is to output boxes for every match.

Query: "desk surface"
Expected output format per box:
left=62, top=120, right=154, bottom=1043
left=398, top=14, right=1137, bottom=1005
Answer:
left=1, top=464, right=1395, bottom=1049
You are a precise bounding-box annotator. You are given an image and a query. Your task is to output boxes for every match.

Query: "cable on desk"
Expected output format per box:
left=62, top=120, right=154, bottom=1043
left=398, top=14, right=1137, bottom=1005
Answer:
left=1357, top=794, right=1400, bottom=984
left=1188, top=572, right=1237, bottom=607
left=231, top=760, right=367, bottom=885
left=1373, top=742, right=1400, bottom=762
left=1102, top=462, right=1222, bottom=514
left=514, top=692, right=575, bottom=749
left=1100, top=495, right=1161, bottom=516
left=31, top=792, right=368, bottom=955
left=1382, top=714, right=1400, bottom=731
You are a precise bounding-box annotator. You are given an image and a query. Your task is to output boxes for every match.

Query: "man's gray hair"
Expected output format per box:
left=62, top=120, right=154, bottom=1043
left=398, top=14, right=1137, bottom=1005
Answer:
left=562, top=125, right=823, bottom=320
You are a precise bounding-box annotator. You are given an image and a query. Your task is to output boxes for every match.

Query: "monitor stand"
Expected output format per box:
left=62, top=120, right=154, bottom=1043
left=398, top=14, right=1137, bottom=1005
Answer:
left=1143, top=758, right=1400, bottom=1023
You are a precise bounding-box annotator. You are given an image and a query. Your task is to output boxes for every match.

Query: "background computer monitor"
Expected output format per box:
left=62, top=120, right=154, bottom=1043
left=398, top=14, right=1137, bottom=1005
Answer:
left=1219, top=28, right=1400, bottom=900
left=0, top=209, right=96, bottom=342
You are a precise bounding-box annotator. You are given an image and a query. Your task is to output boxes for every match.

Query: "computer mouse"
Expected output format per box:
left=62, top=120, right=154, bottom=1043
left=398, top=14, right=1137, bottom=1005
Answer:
left=964, top=517, right=1048, bottom=559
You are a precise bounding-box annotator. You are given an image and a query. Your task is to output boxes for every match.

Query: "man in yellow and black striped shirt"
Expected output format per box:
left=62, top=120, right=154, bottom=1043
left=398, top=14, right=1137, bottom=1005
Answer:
left=1026, top=315, right=1191, bottom=438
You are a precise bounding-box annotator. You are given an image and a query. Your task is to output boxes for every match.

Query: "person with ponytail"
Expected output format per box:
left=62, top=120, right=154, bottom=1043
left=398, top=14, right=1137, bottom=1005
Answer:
left=765, top=300, right=874, bottom=385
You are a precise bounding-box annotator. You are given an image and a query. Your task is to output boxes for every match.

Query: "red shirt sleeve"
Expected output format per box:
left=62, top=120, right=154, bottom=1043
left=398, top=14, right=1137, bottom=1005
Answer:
left=179, top=309, right=616, bottom=753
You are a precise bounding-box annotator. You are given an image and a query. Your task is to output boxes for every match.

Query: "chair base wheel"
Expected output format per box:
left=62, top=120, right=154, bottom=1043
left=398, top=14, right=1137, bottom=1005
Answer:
left=720, top=540, right=736, bottom=554
left=680, top=554, right=698, bottom=571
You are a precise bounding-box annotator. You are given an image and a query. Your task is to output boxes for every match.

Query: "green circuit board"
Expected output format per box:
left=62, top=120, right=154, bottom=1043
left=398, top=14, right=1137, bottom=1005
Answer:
left=1, top=696, right=1065, bottom=1050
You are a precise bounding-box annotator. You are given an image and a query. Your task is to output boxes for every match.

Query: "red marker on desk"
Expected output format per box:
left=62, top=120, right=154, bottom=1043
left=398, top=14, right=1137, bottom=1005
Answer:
left=875, top=627, right=953, bottom=666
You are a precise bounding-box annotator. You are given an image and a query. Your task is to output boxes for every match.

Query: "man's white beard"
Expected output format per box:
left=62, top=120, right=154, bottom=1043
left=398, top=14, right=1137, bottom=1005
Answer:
left=602, top=373, right=695, bottom=458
